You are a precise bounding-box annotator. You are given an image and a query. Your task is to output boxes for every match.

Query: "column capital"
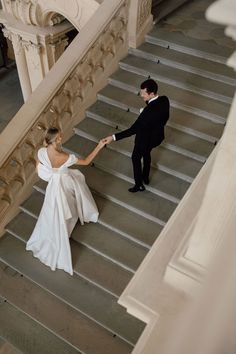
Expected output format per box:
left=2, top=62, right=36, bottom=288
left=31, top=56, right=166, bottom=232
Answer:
left=2, top=27, right=12, bottom=41
left=10, top=33, right=25, bottom=56
left=22, top=40, right=42, bottom=54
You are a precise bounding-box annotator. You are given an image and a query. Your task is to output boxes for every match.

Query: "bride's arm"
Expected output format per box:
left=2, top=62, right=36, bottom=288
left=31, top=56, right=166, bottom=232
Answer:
left=76, top=140, right=106, bottom=166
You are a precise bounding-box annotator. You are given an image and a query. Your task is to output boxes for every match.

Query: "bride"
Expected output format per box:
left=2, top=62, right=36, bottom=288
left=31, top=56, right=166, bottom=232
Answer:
left=26, top=127, right=106, bottom=275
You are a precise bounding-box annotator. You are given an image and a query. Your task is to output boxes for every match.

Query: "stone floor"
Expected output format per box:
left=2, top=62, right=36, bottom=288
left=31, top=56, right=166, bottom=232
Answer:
left=161, top=0, right=235, bottom=49
left=0, top=63, right=23, bottom=134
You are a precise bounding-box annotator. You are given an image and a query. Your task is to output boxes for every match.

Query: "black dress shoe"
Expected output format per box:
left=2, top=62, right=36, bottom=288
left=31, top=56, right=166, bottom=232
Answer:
left=128, top=185, right=145, bottom=193
left=143, top=177, right=149, bottom=185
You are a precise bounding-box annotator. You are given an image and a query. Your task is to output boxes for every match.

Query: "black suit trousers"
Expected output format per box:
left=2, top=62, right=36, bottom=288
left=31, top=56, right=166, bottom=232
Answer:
left=131, top=145, right=152, bottom=186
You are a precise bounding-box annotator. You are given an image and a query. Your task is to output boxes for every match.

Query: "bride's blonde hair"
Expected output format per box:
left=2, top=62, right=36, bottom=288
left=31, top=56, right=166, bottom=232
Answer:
left=44, top=127, right=61, bottom=147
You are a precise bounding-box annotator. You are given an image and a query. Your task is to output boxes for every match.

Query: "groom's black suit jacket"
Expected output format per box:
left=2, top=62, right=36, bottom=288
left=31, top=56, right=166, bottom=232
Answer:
left=114, top=95, right=170, bottom=151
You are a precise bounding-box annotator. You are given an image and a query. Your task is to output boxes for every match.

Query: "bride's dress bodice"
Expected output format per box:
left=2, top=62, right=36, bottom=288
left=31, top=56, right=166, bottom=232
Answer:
left=37, top=148, right=78, bottom=182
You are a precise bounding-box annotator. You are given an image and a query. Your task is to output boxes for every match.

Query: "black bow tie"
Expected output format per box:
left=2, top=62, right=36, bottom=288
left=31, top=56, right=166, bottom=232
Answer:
left=145, top=100, right=149, bottom=105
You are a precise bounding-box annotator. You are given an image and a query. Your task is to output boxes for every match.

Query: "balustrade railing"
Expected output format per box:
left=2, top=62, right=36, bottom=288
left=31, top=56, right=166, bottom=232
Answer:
left=0, top=0, right=156, bottom=233
left=0, top=0, right=131, bottom=233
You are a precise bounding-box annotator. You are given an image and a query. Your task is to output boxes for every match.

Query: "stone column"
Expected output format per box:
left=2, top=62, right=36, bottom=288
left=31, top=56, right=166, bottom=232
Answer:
left=0, top=7, right=75, bottom=93
left=4, top=30, right=32, bottom=101
left=23, top=40, right=44, bottom=91
left=47, top=35, right=69, bottom=68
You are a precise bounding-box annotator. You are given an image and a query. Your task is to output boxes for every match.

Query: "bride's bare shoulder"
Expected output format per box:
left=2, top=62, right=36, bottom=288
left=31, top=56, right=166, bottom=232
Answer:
left=60, top=151, right=69, bottom=158
left=59, top=151, right=69, bottom=162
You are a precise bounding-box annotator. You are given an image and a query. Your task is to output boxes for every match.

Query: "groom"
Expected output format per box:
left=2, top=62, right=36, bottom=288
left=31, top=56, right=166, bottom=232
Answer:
left=104, top=78, right=170, bottom=192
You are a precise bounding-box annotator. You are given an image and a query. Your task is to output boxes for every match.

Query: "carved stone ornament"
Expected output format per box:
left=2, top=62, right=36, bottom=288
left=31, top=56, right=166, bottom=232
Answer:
left=137, top=0, right=152, bottom=31
left=2, top=0, right=100, bottom=29
left=4, top=0, right=64, bottom=26
left=11, top=0, right=42, bottom=26
left=2, top=28, right=12, bottom=41
left=39, top=0, right=79, bottom=21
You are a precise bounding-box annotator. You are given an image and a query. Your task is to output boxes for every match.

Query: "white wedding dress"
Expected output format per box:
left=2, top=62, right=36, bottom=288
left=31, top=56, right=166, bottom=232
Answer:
left=26, top=147, right=99, bottom=275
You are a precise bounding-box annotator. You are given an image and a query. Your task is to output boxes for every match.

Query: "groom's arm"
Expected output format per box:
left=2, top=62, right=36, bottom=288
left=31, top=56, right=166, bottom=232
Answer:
left=114, top=117, right=140, bottom=141
left=104, top=114, right=142, bottom=143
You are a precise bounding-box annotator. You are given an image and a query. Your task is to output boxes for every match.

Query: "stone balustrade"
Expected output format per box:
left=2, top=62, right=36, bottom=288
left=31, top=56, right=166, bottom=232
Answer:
left=0, top=0, right=155, bottom=233
left=0, top=0, right=133, bottom=234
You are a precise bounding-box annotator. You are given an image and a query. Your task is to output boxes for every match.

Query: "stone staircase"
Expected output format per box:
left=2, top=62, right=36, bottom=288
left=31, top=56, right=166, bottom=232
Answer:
left=1, top=9, right=236, bottom=354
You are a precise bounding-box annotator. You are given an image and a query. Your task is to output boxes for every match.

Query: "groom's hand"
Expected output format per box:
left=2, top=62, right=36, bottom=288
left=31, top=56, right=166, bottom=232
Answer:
left=103, top=136, right=113, bottom=144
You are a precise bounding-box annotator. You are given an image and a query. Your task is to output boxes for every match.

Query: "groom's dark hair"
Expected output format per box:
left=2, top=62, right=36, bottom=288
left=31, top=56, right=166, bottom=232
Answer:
left=140, top=79, right=158, bottom=94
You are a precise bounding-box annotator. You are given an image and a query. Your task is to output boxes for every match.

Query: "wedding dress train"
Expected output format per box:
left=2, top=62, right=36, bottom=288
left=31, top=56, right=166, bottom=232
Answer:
left=26, top=147, right=98, bottom=275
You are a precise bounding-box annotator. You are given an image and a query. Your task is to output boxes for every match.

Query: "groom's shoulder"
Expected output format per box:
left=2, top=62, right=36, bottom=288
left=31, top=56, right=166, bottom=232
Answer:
left=158, top=95, right=169, bottom=103
left=150, top=95, right=169, bottom=109
left=156, top=95, right=170, bottom=109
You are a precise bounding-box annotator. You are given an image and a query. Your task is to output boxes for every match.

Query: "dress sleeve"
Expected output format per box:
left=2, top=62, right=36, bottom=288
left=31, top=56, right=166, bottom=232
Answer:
left=37, top=148, right=44, bottom=163
left=65, top=154, right=78, bottom=167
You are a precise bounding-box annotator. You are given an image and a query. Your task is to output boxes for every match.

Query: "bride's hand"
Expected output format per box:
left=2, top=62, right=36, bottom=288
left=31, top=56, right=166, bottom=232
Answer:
left=98, top=139, right=106, bottom=148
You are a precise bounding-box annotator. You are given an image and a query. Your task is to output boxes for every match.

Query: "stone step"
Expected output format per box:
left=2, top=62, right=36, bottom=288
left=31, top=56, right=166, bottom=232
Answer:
left=74, top=117, right=203, bottom=183
left=0, top=233, right=145, bottom=345
left=21, top=189, right=161, bottom=249
left=151, top=0, right=189, bottom=24
left=72, top=223, right=148, bottom=273
left=129, top=42, right=236, bottom=86
left=120, top=54, right=234, bottom=104
left=84, top=108, right=214, bottom=162
left=0, top=294, right=80, bottom=354
left=66, top=133, right=189, bottom=203
left=8, top=208, right=148, bottom=275
left=88, top=98, right=223, bottom=143
left=6, top=211, right=132, bottom=297
left=146, top=27, right=234, bottom=64
left=108, top=70, right=230, bottom=124
left=81, top=164, right=176, bottom=223
left=0, top=336, right=21, bottom=354
left=0, top=262, right=132, bottom=354
left=96, top=86, right=215, bottom=163
left=35, top=164, right=176, bottom=226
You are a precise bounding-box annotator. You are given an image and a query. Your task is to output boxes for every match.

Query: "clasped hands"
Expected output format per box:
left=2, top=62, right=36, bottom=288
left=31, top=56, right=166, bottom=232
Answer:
left=99, top=136, right=113, bottom=146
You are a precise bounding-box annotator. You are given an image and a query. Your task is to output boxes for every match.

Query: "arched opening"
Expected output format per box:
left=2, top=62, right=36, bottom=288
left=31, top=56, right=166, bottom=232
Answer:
left=0, top=0, right=99, bottom=126
left=0, top=11, right=79, bottom=128
left=41, top=12, right=79, bottom=69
